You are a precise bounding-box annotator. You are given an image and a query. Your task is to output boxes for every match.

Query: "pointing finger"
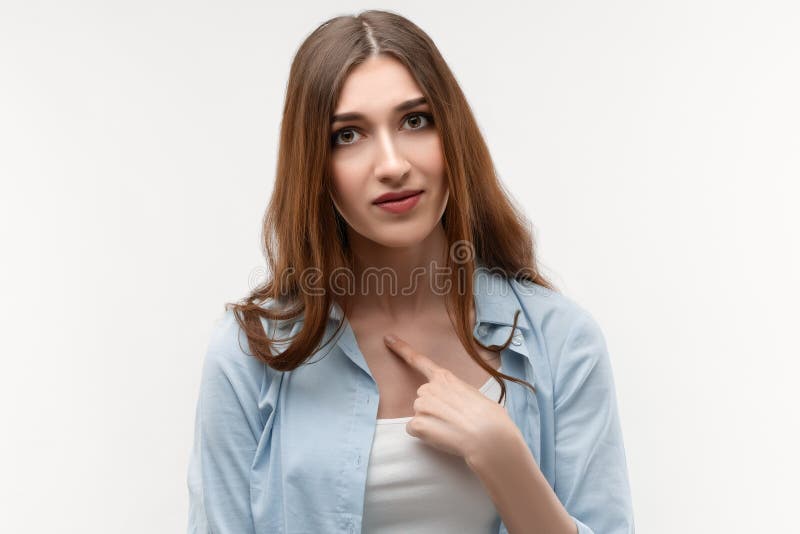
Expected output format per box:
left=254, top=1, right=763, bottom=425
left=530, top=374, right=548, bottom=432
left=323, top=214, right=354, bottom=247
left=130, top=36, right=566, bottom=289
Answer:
left=383, top=334, right=442, bottom=381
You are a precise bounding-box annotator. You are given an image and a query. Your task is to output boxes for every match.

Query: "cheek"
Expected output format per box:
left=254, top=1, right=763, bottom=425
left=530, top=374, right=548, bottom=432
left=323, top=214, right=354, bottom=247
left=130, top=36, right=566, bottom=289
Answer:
left=415, top=135, right=445, bottom=185
left=330, top=162, right=363, bottom=211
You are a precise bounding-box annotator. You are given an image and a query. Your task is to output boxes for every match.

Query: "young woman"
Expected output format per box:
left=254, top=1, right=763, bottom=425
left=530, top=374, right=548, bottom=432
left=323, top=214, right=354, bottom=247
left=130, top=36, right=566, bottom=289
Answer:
left=187, top=10, right=635, bottom=534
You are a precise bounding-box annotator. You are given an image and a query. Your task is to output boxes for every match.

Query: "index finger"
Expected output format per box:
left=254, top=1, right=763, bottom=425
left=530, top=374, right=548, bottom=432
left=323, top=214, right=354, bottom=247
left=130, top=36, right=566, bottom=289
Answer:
left=383, top=334, right=441, bottom=381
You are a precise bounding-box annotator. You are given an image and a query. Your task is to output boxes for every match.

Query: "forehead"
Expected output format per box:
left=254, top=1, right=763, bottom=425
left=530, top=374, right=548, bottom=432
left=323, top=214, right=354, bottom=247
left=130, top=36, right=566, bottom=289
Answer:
left=334, top=55, right=424, bottom=114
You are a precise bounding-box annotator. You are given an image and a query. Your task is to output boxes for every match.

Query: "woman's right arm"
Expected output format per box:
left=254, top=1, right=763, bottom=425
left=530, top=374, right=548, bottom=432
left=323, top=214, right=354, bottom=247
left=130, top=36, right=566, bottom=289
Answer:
left=187, top=312, right=269, bottom=534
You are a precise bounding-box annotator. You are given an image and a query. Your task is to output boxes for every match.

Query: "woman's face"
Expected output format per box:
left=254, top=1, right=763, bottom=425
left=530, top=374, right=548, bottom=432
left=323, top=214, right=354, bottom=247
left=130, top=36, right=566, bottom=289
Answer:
left=328, top=54, right=448, bottom=249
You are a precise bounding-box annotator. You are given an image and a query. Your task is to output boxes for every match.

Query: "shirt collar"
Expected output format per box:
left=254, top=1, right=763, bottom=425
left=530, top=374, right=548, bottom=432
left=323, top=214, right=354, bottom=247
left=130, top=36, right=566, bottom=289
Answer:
left=471, top=265, right=531, bottom=332
left=469, top=265, right=532, bottom=364
left=317, top=263, right=532, bottom=377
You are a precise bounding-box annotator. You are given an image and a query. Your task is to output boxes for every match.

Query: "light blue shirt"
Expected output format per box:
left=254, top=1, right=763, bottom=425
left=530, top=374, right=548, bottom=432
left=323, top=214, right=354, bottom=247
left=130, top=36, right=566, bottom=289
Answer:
left=187, top=268, right=635, bottom=533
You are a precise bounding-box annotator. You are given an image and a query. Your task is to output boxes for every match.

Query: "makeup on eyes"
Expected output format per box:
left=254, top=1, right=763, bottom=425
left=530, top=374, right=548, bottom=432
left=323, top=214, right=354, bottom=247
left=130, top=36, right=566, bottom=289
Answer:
left=330, top=111, right=435, bottom=147
left=330, top=96, right=428, bottom=124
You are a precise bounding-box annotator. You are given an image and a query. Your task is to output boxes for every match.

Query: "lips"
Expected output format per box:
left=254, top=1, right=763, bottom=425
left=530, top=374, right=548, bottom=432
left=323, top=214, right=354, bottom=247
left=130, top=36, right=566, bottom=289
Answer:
left=372, top=189, right=424, bottom=204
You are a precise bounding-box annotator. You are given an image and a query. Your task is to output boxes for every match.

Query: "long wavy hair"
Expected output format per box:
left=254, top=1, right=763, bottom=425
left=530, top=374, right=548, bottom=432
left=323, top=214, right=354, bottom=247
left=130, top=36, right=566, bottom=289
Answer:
left=225, top=9, right=557, bottom=404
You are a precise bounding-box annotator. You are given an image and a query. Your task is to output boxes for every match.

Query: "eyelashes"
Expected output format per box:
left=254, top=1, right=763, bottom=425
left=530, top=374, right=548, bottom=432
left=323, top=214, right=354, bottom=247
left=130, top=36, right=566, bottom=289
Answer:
left=330, top=112, right=436, bottom=148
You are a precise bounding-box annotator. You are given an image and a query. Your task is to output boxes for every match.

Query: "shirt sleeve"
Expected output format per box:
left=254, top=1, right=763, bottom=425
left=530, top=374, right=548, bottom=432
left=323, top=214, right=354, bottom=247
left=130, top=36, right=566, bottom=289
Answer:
left=187, top=313, right=268, bottom=534
left=551, top=310, right=636, bottom=534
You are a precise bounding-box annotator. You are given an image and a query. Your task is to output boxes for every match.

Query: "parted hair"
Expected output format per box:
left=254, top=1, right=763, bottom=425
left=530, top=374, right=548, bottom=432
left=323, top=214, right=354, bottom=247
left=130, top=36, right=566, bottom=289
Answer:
left=225, top=9, right=557, bottom=403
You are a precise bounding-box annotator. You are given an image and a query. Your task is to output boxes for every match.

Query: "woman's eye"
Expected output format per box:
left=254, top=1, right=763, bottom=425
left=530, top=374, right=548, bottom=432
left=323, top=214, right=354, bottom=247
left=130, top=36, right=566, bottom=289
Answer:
left=403, top=112, right=433, bottom=130
left=331, top=128, right=362, bottom=147
left=331, top=112, right=434, bottom=148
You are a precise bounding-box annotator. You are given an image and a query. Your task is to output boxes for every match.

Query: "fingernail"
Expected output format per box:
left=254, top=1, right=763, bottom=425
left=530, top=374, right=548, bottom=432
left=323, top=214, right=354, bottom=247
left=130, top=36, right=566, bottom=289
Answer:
left=384, top=335, right=397, bottom=345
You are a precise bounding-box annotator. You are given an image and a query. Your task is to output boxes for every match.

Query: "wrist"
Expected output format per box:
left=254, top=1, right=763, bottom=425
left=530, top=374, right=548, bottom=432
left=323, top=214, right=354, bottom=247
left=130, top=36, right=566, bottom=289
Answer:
left=465, top=425, right=530, bottom=475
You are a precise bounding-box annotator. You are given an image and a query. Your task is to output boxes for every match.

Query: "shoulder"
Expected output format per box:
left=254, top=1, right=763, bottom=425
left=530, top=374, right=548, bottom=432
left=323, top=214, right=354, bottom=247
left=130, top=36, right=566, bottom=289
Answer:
left=196, top=308, right=283, bottom=433
left=202, top=305, right=290, bottom=389
left=509, top=279, right=601, bottom=338
left=202, top=310, right=266, bottom=382
left=508, top=280, right=609, bottom=383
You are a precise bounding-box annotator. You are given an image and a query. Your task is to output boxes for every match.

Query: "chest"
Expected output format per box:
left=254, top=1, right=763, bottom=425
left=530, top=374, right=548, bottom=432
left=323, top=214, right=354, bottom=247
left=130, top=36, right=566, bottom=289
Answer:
left=348, top=317, right=501, bottom=419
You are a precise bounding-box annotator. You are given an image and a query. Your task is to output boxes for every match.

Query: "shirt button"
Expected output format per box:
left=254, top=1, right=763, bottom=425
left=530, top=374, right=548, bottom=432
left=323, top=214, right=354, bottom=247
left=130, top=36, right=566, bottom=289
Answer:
left=477, top=325, right=489, bottom=336
left=512, top=335, right=523, bottom=346
left=355, top=454, right=361, bottom=467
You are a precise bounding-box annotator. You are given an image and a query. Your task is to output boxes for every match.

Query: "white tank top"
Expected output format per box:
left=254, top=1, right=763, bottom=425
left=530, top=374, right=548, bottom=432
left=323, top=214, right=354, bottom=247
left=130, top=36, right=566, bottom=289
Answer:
left=362, top=369, right=506, bottom=533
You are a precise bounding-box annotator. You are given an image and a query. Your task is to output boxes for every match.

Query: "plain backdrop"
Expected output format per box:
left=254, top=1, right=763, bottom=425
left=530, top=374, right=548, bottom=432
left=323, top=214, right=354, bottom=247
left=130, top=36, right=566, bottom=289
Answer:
left=1, top=1, right=798, bottom=532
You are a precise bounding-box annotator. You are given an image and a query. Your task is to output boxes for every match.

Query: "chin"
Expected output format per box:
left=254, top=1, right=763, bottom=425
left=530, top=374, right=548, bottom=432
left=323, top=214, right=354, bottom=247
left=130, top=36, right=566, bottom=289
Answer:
left=369, top=232, right=425, bottom=249
left=363, top=222, right=439, bottom=249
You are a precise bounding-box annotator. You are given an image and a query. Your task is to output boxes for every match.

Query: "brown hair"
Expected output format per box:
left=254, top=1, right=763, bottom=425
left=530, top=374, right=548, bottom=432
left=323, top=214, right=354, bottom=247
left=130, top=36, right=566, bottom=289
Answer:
left=225, top=9, right=558, bottom=404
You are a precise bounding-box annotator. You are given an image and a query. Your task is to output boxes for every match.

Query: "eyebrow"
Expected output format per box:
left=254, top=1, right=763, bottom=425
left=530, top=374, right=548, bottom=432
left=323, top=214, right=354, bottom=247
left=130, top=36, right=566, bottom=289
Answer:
left=331, top=96, right=428, bottom=124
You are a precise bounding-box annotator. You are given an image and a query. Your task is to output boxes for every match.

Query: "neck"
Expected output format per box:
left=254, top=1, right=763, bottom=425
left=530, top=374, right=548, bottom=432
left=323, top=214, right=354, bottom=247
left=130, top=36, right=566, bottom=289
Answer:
left=342, top=224, right=453, bottom=322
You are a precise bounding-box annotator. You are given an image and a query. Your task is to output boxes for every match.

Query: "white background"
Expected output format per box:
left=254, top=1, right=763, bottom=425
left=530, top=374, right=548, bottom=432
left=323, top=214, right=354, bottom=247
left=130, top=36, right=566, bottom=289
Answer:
left=1, top=1, right=798, bottom=532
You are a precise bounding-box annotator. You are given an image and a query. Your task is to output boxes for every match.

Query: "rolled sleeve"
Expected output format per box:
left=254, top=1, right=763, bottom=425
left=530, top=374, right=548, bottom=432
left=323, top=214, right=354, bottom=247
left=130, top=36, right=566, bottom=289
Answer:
left=187, top=313, right=267, bottom=534
left=552, top=311, right=636, bottom=534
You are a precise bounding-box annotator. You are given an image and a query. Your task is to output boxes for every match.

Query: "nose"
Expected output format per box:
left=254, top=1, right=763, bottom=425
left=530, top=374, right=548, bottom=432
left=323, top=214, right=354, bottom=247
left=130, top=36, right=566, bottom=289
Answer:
left=373, top=128, right=411, bottom=184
